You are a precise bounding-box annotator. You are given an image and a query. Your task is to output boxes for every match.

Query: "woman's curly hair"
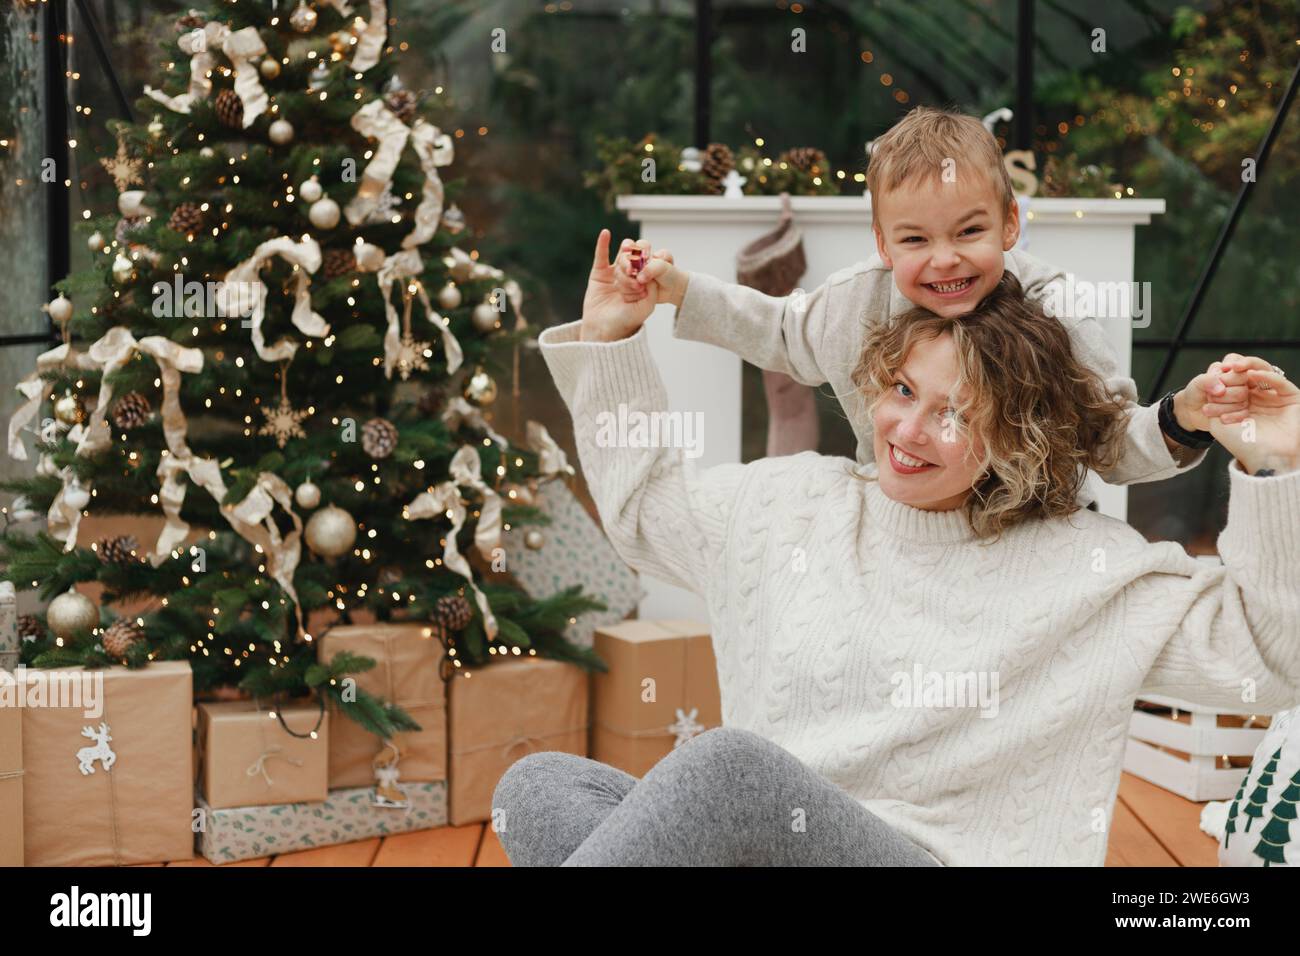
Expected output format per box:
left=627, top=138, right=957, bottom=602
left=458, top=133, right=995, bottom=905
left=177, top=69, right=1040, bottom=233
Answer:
left=849, top=273, right=1130, bottom=540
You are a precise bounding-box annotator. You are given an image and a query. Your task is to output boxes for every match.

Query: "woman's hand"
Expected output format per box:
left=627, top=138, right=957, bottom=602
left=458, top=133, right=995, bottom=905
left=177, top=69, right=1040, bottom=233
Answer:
left=1202, top=356, right=1300, bottom=475
left=580, top=230, right=681, bottom=342
left=1175, top=355, right=1255, bottom=432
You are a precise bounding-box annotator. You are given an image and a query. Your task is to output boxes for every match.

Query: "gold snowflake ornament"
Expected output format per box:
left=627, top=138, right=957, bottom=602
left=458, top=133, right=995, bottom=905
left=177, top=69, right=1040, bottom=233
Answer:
left=395, top=333, right=431, bottom=381
left=258, top=397, right=310, bottom=447
left=99, top=131, right=145, bottom=192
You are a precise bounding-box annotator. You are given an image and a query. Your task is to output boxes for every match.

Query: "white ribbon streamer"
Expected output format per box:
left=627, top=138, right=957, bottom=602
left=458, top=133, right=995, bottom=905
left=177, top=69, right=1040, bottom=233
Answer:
left=403, top=480, right=499, bottom=641
left=525, top=421, right=575, bottom=479
left=448, top=444, right=503, bottom=558
left=215, top=236, right=329, bottom=363
left=375, top=250, right=463, bottom=379
left=144, top=23, right=269, bottom=128
left=440, top=396, right=507, bottom=447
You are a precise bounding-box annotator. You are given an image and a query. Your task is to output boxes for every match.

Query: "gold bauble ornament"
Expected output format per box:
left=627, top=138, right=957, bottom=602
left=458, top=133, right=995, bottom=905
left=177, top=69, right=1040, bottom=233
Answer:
left=524, top=530, right=545, bottom=550
left=305, top=504, right=357, bottom=558
left=269, top=118, right=295, bottom=145
left=437, top=282, right=462, bottom=310
left=328, top=31, right=349, bottom=54
left=308, top=196, right=341, bottom=229
left=47, top=589, right=98, bottom=640
left=472, top=301, right=500, bottom=334
left=259, top=56, right=282, bottom=80
left=462, top=368, right=497, bottom=406
left=289, top=0, right=318, bottom=33
left=87, top=231, right=105, bottom=252
left=294, top=480, right=321, bottom=510
left=54, top=391, right=83, bottom=425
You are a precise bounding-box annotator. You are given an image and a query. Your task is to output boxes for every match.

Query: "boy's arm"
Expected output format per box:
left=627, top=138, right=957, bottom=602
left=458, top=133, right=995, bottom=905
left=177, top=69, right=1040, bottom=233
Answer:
left=1010, top=250, right=1209, bottom=485
left=666, top=267, right=833, bottom=387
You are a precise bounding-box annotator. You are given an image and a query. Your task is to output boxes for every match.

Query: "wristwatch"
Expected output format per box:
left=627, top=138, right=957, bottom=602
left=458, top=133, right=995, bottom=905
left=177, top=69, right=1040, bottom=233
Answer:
left=1157, top=391, right=1215, bottom=450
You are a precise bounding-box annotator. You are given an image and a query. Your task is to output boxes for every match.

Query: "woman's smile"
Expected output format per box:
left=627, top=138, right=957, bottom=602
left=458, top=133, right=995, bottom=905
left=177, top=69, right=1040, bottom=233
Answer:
left=888, top=442, right=938, bottom=474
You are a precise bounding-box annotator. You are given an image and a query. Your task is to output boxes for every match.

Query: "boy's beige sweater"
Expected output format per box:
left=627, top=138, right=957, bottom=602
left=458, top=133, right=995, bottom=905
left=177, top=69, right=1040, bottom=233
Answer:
left=538, top=318, right=1300, bottom=866
left=671, top=249, right=1203, bottom=487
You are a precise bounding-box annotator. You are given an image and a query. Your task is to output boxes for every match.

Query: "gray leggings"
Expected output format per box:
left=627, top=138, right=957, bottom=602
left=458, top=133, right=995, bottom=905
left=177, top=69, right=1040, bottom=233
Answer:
left=491, top=726, right=941, bottom=866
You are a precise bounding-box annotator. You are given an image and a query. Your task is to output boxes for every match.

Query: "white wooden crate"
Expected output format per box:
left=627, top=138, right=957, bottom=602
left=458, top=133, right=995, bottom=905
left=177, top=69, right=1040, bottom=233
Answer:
left=1124, top=693, right=1267, bottom=802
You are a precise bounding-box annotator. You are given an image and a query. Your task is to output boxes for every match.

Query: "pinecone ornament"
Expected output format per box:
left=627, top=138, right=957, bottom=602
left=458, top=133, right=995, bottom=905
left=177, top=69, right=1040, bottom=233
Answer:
left=102, top=618, right=145, bottom=658
left=780, top=146, right=826, bottom=175
left=97, top=534, right=140, bottom=565
left=321, top=247, right=356, bottom=280
left=215, top=88, right=244, bottom=129
left=111, top=391, right=152, bottom=430
left=434, top=594, right=473, bottom=632
left=17, top=613, right=43, bottom=642
left=384, top=88, right=418, bottom=123
left=701, top=142, right=735, bottom=193
left=168, top=202, right=205, bottom=235
left=361, top=417, right=398, bottom=458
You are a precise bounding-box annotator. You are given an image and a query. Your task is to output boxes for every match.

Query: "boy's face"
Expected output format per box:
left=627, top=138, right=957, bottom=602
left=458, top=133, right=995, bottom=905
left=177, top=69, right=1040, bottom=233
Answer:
left=872, top=174, right=1020, bottom=317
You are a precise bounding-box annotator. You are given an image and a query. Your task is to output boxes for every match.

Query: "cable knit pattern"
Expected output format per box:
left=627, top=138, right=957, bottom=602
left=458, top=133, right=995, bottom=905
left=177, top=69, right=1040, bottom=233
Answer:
left=539, top=319, right=1300, bottom=867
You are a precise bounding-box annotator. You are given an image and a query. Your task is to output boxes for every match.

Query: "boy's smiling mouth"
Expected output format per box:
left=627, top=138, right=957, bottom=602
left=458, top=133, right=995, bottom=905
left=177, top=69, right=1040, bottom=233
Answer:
left=923, top=277, right=977, bottom=296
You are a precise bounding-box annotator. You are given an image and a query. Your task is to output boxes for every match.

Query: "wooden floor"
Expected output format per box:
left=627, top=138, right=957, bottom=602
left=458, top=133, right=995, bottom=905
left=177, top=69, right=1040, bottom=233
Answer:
left=138, top=771, right=1221, bottom=867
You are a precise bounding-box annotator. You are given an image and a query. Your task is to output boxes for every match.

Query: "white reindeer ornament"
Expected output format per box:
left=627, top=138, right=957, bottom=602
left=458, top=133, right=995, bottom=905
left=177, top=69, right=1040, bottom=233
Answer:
left=76, top=723, right=116, bottom=775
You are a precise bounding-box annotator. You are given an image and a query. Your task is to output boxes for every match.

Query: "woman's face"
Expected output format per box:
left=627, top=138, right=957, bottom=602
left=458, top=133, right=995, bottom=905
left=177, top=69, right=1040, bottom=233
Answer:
left=871, top=332, right=986, bottom=511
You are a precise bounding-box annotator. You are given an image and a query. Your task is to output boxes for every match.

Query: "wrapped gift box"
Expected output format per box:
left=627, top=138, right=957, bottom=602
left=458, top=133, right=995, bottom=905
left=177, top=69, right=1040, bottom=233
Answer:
left=317, top=623, right=447, bottom=788
left=196, top=781, right=448, bottom=864
left=0, top=582, right=17, bottom=672
left=448, top=655, right=589, bottom=826
left=0, top=669, right=22, bottom=866
left=21, top=661, right=194, bottom=866
left=591, top=619, right=721, bottom=777
left=197, top=700, right=330, bottom=810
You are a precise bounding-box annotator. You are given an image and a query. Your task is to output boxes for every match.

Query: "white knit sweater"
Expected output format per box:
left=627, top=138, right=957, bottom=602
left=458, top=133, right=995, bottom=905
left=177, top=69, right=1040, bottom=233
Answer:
left=539, top=319, right=1300, bottom=867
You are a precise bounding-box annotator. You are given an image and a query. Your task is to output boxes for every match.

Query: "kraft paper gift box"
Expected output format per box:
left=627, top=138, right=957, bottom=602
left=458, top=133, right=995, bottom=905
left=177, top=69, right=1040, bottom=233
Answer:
left=447, top=655, right=589, bottom=826
left=20, top=660, right=194, bottom=866
left=196, top=781, right=448, bottom=864
left=317, top=623, right=447, bottom=788
left=0, top=670, right=22, bottom=866
left=0, top=581, right=17, bottom=672
left=591, top=620, right=722, bottom=777
left=196, top=699, right=330, bottom=810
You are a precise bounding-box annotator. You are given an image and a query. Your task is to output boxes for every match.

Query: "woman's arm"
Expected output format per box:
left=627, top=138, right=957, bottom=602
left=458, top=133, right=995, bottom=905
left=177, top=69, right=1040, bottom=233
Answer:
left=537, top=230, right=747, bottom=600
left=1138, top=363, right=1300, bottom=710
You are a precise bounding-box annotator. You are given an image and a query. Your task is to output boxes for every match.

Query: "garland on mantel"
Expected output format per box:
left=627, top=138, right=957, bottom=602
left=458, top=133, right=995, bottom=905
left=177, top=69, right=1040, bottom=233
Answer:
left=586, top=132, right=1133, bottom=212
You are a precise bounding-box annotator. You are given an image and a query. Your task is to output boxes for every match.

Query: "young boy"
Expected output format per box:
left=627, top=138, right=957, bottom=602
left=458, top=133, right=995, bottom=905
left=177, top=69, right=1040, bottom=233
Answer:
left=614, top=106, right=1239, bottom=492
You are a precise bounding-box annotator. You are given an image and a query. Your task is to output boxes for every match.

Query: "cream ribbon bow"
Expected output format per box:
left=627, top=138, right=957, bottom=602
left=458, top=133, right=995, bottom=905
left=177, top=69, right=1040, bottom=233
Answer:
left=215, top=235, right=329, bottom=363
left=144, top=23, right=269, bottom=128
left=375, top=249, right=463, bottom=379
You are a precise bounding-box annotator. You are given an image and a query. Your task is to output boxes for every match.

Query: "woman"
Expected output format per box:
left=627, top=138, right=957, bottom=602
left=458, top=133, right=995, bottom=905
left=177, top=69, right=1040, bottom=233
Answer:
left=493, top=230, right=1300, bottom=867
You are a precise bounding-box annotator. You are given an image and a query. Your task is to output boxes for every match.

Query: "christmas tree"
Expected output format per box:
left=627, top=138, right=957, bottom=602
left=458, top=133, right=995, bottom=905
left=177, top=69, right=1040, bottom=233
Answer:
left=1, top=0, right=605, bottom=737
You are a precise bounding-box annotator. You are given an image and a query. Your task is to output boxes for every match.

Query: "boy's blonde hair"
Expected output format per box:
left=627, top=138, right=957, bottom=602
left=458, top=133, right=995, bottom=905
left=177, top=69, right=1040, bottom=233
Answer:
left=866, top=106, right=1015, bottom=216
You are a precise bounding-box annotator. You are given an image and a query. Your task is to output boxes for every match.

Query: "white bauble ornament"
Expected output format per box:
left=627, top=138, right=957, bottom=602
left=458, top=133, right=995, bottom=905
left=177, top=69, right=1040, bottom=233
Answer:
left=148, top=116, right=164, bottom=139
left=299, top=176, right=323, bottom=203
left=294, top=480, right=321, bottom=510
left=289, top=0, right=318, bottom=32
left=47, top=590, right=99, bottom=640
left=472, top=301, right=499, bottom=333
left=269, top=118, right=295, bottom=145
left=309, top=61, right=330, bottom=86
left=305, top=504, right=357, bottom=558
left=308, top=197, right=341, bottom=229
left=118, top=190, right=153, bottom=218
left=199, top=146, right=215, bottom=158
left=53, top=392, right=82, bottom=425
left=112, top=254, right=134, bottom=284
left=524, top=529, right=544, bottom=550
left=462, top=368, right=497, bottom=406
left=45, top=294, right=73, bottom=324
left=10, top=495, right=39, bottom=522
left=437, top=282, right=462, bottom=310
left=64, top=482, right=90, bottom=511
left=87, top=231, right=105, bottom=253
left=353, top=241, right=385, bottom=272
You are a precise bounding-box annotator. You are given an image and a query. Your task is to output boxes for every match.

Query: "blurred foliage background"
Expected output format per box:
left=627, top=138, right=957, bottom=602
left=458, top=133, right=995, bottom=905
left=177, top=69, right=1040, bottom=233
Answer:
left=1, top=0, right=1296, bottom=551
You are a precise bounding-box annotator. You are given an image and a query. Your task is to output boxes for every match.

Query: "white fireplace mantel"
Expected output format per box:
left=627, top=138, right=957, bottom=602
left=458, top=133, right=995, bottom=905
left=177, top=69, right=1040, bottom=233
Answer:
left=615, top=193, right=1166, bottom=623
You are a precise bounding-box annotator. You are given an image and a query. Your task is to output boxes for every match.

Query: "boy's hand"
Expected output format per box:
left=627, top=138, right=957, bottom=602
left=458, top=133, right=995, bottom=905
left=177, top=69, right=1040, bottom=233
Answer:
left=1175, top=355, right=1255, bottom=432
left=1204, top=357, right=1300, bottom=475
left=615, top=238, right=689, bottom=309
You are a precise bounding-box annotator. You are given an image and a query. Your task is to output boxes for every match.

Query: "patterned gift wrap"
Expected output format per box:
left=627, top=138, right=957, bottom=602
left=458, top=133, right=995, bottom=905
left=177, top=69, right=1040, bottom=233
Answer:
left=196, top=781, right=448, bottom=864
left=503, top=480, right=641, bottom=648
